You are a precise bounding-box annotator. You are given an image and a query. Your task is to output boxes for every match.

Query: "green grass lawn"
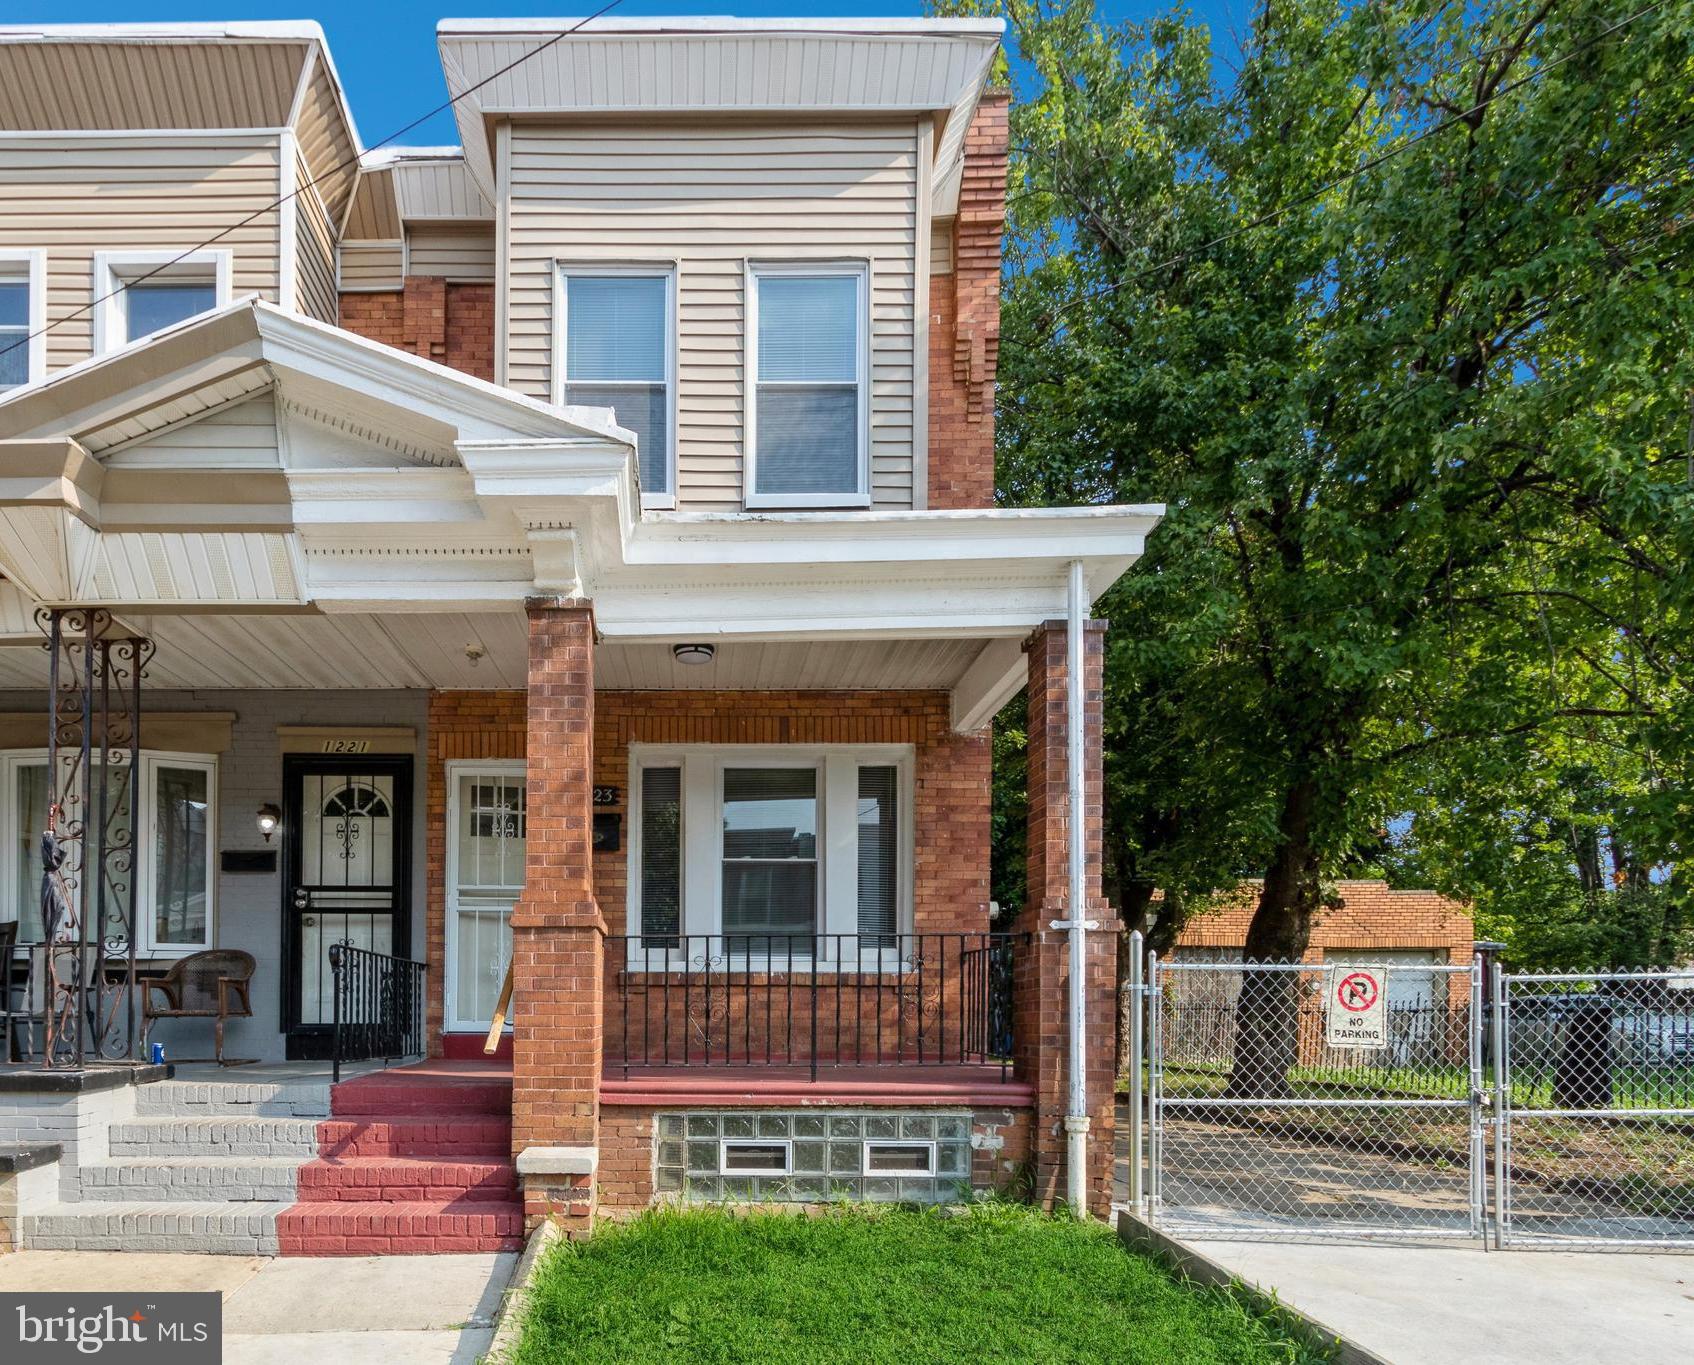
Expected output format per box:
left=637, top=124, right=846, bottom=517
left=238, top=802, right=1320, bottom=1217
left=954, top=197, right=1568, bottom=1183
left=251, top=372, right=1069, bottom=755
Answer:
left=509, top=1204, right=1332, bottom=1364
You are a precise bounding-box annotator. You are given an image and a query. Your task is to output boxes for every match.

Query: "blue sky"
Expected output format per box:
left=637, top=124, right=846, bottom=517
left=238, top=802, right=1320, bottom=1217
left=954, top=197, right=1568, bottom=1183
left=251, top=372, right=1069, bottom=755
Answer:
left=3, top=2, right=1249, bottom=147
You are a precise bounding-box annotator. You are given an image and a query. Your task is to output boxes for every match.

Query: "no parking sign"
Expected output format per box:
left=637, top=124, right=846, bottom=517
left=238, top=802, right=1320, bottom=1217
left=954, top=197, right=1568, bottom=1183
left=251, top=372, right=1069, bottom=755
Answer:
left=1325, top=966, right=1388, bottom=1049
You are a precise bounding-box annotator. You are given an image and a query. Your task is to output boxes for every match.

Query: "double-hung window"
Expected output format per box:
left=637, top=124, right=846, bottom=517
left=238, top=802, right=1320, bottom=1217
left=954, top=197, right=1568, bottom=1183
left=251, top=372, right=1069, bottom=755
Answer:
left=92, top=250, right=232, bottom=354
left=747, top=263, right=869, bottom=508
left=1, top=749, right=216, bottom=954
left=557, top=268, right=676, bottom=507
left=629, top=746, right=910, bottom=959
left=0, top=250, right=45, bottom=391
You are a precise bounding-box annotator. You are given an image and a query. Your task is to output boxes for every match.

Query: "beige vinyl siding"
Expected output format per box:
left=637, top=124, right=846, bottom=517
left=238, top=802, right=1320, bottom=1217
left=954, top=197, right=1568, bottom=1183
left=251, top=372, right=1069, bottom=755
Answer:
left=295, top=158, right=339, bottom=323
left=102, top=393, right=280, bottom=470
left=930, top=217, right=954, bottom=275
left=0, top=134, right=284, bottom=372
left=0, top=40, right=305, bottom=132
left=506, top=119, right=921, bottom=511
left=406, top=224, right=495, bottom=282
left=292, top=59, right=358, bottom=229
left=338, top=240, right=404, bottom=291
left=344, top=168, right=401, bottom=240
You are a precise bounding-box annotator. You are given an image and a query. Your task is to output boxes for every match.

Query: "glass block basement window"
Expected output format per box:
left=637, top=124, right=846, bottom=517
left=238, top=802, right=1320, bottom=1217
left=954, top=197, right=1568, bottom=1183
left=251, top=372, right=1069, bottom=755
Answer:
left=654, top=1111, right=973, bottom=1204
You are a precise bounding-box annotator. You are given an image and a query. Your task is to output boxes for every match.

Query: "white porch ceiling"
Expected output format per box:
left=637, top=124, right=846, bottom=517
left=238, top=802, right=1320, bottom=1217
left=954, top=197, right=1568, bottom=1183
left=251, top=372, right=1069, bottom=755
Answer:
left=0, top=611, right=996, bottom=695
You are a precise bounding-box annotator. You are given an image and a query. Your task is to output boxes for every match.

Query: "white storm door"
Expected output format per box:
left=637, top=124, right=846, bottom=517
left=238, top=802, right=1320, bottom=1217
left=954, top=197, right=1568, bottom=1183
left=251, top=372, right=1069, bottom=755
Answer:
left=445, top=763, right=526, bottom=1032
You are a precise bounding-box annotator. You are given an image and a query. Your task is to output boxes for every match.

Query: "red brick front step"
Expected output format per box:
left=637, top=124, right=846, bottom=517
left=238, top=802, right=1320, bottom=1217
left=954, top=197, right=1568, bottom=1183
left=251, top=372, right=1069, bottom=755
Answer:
left=297, top=1156, right=517, bottom=1203
left=280, top=1064, right=523, bottom=1255
left=276, top=1200, right=524, bottom=1255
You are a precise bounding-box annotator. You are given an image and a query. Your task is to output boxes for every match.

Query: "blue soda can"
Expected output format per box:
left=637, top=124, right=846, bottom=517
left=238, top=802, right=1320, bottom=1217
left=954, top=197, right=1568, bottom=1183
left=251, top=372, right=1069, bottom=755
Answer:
left=150, top=1042, right=165, bottom=1065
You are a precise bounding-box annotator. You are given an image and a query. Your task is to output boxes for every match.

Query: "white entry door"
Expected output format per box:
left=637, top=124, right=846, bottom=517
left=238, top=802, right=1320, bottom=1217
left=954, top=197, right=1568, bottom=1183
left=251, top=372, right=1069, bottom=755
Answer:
left=445, top=764, right=525, bottom=1032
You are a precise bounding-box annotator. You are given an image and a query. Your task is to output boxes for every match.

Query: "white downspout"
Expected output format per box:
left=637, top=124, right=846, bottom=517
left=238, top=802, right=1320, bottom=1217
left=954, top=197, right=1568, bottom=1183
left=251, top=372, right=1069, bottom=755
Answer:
left=1064, top=559, right=1090, bottom=1217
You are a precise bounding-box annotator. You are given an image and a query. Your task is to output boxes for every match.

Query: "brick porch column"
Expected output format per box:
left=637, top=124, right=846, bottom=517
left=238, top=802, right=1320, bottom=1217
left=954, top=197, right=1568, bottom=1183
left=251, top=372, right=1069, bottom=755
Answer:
left=510, top=596, right=603, bottom=1236
left=1012, top=618, right=1119, bottom=1216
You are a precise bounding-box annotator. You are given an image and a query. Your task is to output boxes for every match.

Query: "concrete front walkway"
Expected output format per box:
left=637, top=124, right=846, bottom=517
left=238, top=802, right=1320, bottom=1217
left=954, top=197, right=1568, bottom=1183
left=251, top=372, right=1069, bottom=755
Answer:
left=1199, top=1239, right=1694, bottom=1365
left=0, top=1249, right=516, bottom=1363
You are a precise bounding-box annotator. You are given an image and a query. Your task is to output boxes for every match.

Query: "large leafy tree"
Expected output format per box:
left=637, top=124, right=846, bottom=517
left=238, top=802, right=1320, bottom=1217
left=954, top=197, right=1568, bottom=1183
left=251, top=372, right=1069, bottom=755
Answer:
left=955, top=0, right=1693, bottom=1090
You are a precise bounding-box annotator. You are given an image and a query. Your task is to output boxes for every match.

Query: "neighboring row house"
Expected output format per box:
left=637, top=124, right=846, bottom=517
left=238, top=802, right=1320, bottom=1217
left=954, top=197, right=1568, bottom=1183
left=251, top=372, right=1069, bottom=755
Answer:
left=0, top=19, right=1160, bottom=1254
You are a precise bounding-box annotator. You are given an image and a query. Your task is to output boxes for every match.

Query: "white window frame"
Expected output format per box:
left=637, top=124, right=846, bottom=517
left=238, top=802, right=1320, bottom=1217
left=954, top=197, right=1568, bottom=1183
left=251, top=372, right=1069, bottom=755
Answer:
left=862, top=1139, right=936, bottom=1176
left=92, top=249, right=233, bottom=355
left=0, top=747, right=218, bottom=957
left=625, top=743, right=914, bottom=971
left=551, top=262, right=679, bottom=511
left=139, top=751, right=218, bottom=954
left=744, top=259, right=872, bottom=511
left=443, top=759, right=526, bottom=1033
left=0, top=249, right=46, bottom=390
left=719, top=1138, right=792, bottom=1176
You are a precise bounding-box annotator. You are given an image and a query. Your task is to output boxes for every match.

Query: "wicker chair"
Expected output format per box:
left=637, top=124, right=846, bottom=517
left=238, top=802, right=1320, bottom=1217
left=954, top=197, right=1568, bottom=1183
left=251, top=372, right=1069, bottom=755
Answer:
left=142, top=948, right=256, bottom=1066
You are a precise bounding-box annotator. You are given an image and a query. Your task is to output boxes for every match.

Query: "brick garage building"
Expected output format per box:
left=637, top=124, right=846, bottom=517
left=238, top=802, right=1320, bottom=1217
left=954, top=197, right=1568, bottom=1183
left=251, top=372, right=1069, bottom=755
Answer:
left=1170, top=881, right=1476, bottom=1067
left=1172, top=880, right=1475, bottom=970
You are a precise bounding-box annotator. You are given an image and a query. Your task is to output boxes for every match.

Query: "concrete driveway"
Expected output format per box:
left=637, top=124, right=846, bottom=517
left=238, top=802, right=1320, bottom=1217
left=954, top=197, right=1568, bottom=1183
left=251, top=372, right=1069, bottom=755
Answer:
left=0, top=1249, right=516, bottom=1363
left=1195, top=1239, right=1694, bottom=1365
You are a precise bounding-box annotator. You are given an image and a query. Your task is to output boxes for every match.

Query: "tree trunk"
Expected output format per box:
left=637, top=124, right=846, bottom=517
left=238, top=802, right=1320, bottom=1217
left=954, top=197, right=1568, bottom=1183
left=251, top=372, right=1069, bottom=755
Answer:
left=1225, top=777, right=1323, bottom=1100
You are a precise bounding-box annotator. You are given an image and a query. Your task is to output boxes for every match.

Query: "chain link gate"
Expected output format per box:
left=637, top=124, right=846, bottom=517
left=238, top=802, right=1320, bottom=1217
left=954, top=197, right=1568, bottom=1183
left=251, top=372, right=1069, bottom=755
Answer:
left=1142, top=951, right=1486, bottom=1242
left=1494, top=967, right=1694, bottom=1249
left=1128, top=940, right=1694, bottom=1251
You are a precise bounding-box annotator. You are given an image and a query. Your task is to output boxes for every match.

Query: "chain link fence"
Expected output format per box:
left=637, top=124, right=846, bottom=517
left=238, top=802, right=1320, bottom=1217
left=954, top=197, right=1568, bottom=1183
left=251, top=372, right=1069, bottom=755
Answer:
left=1495, top=968, right=1694, bottom=1250
left=1126, top=942, right=1694, bottom=1252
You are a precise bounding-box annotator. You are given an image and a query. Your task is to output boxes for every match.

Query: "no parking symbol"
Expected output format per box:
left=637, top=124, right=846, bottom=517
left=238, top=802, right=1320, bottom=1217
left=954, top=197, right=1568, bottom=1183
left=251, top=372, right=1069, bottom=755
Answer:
left=1325, top=967, right=1388, bottom=1049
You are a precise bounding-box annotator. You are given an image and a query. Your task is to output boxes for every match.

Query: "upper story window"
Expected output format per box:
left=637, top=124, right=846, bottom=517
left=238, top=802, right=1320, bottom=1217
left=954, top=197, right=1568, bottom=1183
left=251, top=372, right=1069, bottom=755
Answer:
left=558, top=268, right=676, bottom=508
left=0, top=250, right=45, bottom=392
left=92, top=250, right=232, bottom=355
left=747, top=263, right=869, bottom=510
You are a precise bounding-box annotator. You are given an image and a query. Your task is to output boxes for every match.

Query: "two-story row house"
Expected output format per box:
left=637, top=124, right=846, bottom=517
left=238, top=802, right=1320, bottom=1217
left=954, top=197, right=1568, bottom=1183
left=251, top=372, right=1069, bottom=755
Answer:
left=0, top=18, right=1159, bottom=1255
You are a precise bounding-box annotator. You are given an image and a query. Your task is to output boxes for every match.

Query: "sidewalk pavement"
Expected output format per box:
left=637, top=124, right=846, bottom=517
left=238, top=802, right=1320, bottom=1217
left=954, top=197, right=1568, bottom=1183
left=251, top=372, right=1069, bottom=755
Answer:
left=1199, top=1239, right=1693, bottom=1365
left=0, top=1249, right=517, bottom=1364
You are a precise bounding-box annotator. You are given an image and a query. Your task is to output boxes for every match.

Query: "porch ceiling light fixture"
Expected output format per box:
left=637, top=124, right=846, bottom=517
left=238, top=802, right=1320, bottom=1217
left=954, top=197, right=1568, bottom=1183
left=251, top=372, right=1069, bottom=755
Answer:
left=256, top=803, right=282, bottom=843
left=672, top=643, right=716, bottom=666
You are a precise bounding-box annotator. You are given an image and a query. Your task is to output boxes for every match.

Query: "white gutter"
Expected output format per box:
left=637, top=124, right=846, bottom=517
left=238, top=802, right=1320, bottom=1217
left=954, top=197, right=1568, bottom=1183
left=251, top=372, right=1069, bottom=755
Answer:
left=1064, top=558, right=1091, bottom=1216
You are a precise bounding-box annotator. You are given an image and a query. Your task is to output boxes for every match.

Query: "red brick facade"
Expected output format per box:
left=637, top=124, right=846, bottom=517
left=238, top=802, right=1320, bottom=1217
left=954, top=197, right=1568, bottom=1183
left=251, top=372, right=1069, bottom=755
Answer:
left=928, top=90, right=1007, bottom=510
left=1012, top=620, right=1120, bottom=1216
left=424, top=686, right=993, bottom=1069
left=339, top=278, right=495, bottom=380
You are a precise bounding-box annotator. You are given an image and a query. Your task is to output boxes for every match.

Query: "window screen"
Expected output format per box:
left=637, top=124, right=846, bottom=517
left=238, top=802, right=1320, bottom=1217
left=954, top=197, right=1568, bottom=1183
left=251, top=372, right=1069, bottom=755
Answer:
left=640, top=766, right=682, bottom=944
left=563, top=274, right=671, bottom=498
left=152, top=764, right=208, bottom=946
left=857, top=765, right=898, bottom=944
left=753, top=273, right=861, bottom=498
left=125, top=281, right=217, bottom=343
left=722, top=767, right=818, bottom=945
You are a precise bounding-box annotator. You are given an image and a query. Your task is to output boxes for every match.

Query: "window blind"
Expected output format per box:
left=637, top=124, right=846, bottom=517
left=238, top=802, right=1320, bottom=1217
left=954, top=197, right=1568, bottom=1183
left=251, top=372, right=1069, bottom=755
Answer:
left=753, top=273, right=861, bottom=499
left=563, top=274, right=671, bottom=497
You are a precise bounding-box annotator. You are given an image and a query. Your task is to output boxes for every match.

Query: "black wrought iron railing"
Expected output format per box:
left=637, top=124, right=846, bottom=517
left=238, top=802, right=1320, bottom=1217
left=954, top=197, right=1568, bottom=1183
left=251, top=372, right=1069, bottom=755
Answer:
left=605, top=932, right=1018, bottom=1082
left=329, top=943, right=427, bottom=1083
